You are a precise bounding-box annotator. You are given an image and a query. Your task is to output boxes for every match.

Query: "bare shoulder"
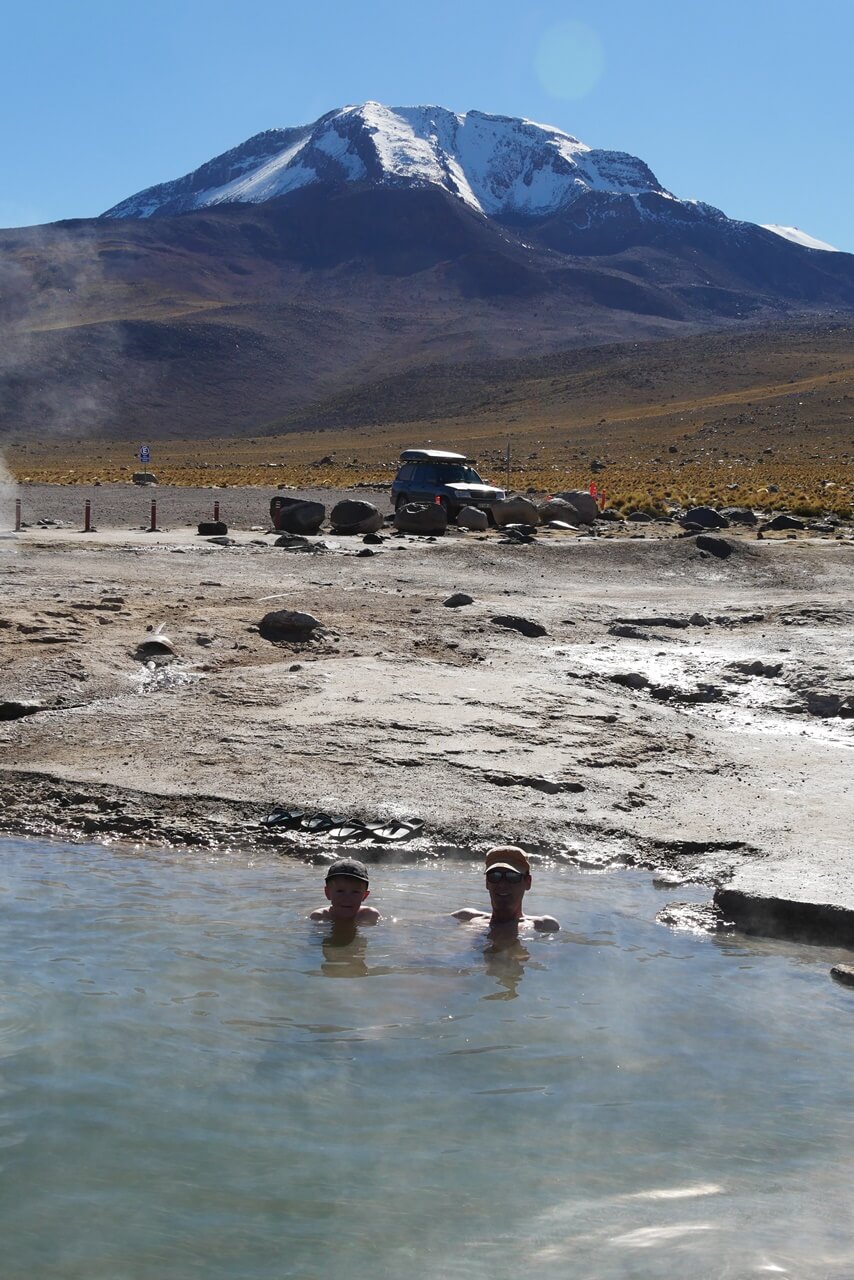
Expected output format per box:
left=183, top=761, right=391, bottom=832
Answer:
left=358, top=906, right=381, bottom=924
left=452, top=908, right=489, bottom=922
left=309, top=906, right=331, bottom=921
left=532, top=915, right=560, bottom=932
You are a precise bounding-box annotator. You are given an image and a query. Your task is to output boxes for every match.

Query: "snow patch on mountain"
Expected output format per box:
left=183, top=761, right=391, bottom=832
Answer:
left=762, top=224, right=839, bottom=253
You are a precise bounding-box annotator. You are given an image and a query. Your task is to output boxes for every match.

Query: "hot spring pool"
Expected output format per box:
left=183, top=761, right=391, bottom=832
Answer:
left=0, top=837, right=852, bottom=1279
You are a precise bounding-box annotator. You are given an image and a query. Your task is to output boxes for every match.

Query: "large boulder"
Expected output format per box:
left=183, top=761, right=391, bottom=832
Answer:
left=132, top=472, right=157, bottom=486
left=491, top=496, right=539, bottom=527
left=270, top=496, right=326, bottom=535
left=330, top=499, right=384, bottom=535
left=554, top=490, right=599, bottom=524
left=394, top=502, right=448, bottom=535
left=683, top=506, right=730, bottom=529
left=537, top=498, right=580, bottom=525
left=456, top=506, right=489, bottom=531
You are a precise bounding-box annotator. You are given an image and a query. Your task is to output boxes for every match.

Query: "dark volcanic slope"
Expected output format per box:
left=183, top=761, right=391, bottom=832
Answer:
left=2, top=184, right=854, bottom=442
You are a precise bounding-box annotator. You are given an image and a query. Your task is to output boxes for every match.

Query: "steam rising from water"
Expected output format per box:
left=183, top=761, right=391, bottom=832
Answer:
left=0, top=451, right=18, bottom=533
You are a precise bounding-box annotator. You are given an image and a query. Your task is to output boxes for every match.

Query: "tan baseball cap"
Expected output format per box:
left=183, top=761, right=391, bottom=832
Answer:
left=484, top=846, right=531, bottom=875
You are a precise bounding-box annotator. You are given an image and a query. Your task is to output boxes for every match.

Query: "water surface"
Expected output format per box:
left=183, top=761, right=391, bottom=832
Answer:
left=0, top=837, right=852, bottom=1279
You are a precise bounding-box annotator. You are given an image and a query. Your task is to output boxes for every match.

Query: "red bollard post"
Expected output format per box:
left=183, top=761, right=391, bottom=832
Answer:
left=84, top=499, right=91, bottom=533
left=150, top=499, right=157, bottom=532
left=213, top=500, right=220, bottom=521
left=15, top=498, right=22, bottom=531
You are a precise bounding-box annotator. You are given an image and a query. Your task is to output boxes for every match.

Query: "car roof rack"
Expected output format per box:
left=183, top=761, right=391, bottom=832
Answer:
left=399, top=449, right=474, bottom=463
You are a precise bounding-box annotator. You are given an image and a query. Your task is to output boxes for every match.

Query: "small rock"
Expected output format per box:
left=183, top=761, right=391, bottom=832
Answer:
left=356, top=548, right=375, bottom=557
left=444, top=593, right=474, bottom=608
left=363, top=532, right=384, bottom=545
left=491, top=615, right=547, bottom=638
left=198, top=520, right=228, bottom=536
left=610, top=672, right=649, bottom=690
left=831, top=965, right=854, bottom=987
left=806, top=691, right=842, bottom=717
left=626, top=510, right=654, bottom=522
left=207, top=536, right=235, bottom=546
left=761, top=514, right=805, bottom=532
left=688, top=613, right=710, bottom=626
left=720, top=506, right=758, bottom=526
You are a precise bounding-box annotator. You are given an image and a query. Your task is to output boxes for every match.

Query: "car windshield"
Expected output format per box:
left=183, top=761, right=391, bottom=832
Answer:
left=412, top=463, right=484, bottom=484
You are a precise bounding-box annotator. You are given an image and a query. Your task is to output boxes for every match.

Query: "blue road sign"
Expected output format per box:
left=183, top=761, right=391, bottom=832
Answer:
left=138, top=445, right=151, bottom=464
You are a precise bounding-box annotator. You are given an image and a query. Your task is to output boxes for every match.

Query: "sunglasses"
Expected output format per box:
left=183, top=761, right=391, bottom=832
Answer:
left=486, top=867, right=525, bottom=884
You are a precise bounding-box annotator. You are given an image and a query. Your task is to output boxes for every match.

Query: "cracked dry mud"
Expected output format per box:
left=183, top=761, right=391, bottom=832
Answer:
left=1, top=492, right=852, bottom=945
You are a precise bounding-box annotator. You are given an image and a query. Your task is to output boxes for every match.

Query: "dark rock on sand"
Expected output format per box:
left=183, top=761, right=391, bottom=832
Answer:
left=831, top=965, right=854, bottom=987
left=610, top=672, right=650, bottom=690
left=806, top=691, right=843, bottom=717
left=0, top=700, right=44, bottom=721
left=444, top=593, right=474, bottom=608
left=456, top=506, right=489, bottom=531
left=696, top=535, right=733, bottom=558
left=270, top=496, right=326, bottom=535
left=537, top=498, right=580, bottom=526
left=721, top=506, right=758, bottom=526
left=614, top=615, right=689, bottom=629
left=492, top=496, right=539, bottom=527
left=259, top=610, right=322, bottom=642
left=684, top=506, right=730, bottom=529
left=198, top=520, right=228, bottom=536
left=554, top=490, right=599, bottom=523
left=729, top=659, right=783, bottom=678
left=395, top=502, right=448, bottom=536
left=331, top=500, right=384, bottom=535
left=762, top=514, right=806, bottom=532
left=491, top=615, right=547, bottom=638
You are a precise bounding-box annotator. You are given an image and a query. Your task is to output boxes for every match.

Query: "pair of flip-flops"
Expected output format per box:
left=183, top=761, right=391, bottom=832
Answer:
left=261, top=808, right=424, bottom=843
left=327, top=818, right=424, bottom=843
left=261, top=810, right=340, bottom=834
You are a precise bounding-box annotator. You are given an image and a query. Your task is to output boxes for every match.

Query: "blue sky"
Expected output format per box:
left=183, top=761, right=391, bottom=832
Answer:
left=2, top=0, right=852, bottom=250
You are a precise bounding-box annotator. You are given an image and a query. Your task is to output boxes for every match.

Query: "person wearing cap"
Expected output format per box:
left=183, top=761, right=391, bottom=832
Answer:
left=452, top=846, right=559, bottom=932
left=310, top=858, right=381, bottom=924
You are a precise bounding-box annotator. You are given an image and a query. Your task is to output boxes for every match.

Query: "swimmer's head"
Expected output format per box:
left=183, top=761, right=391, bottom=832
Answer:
left=324, top=858, right=371, bottom=919
left=484, top=847, right=531, bottom=877
left=484, top=847, right=531, bottom=921
left=326, top=858, right=370, bottom=885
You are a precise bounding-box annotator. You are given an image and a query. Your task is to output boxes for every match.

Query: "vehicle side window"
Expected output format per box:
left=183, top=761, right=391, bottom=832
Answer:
left=397, top=465, right=414, bottom=483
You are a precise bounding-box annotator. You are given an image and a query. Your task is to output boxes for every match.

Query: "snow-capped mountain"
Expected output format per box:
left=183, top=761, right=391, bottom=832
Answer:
left=102, top=102, right=672, bottom=221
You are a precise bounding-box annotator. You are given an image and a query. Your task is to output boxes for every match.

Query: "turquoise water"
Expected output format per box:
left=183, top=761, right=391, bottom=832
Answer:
left=1, top=837, right=853, bottom=1279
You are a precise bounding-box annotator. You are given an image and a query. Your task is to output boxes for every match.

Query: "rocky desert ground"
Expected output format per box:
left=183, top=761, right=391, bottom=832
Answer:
left=1, top=482, right=853, bottom=947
